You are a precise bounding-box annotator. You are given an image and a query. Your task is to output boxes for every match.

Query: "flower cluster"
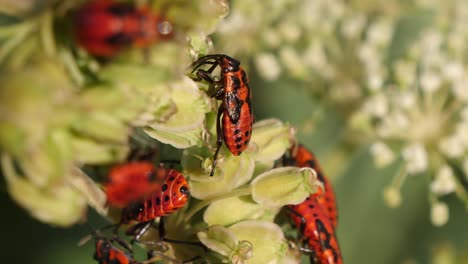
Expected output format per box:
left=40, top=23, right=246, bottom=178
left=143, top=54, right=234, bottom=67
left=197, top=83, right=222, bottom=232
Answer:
left=0, top=0, right=228, bottom=226
left=0, top=1, right=325, bottom=263
left=215, top=0, right=468, bottom=226
left=351, top=2, right=468, bottom=225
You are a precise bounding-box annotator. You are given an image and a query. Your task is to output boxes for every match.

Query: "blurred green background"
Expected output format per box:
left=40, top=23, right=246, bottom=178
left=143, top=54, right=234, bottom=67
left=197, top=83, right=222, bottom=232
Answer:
left=1, top=72, right=467, bottom=264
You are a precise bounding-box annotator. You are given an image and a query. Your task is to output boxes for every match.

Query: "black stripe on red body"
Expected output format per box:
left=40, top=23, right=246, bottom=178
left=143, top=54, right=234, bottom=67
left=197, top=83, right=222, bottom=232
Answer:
left=120, top=168, right=189, bottom=223
left=74, top=0, right=172, bottom=57
left=94, top=239, right=133, bottom=264
left=286, top=144, right=342, bottom=264
left=189, top=54, right=254, bottom=176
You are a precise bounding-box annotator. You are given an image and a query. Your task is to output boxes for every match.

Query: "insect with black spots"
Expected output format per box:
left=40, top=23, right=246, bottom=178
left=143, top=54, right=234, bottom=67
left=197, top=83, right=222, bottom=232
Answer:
left=190, top=54, right=254, bottom=176
left=74, top=0, right=173, bottom=57
left=284, top=144, right=342, bottom=264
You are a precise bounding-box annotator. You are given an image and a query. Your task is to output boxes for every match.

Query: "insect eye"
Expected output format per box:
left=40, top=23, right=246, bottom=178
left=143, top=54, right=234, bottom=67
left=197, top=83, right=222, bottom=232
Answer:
left=179, top=185, right=189, bottom=195
left=223, top=68, right=229, bottom=73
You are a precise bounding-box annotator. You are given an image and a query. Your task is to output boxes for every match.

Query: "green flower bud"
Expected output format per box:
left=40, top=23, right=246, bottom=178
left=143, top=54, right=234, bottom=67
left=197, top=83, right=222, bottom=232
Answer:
left=251, top=167, right=321, bottom=208
left=229, top=220, right=288, bottom=264
left=0, top=122, right=25, bottom=156
left=1, top=154, right=87, bottom=227
left=198, top=225, right=239, bottom=258
left=98, top=64, right=177, bottom=124
left=72, top=112, right=129, bottom=143
left=188, top=32, right=215, bottom=58
left=204, top=196, right=264, bottom=226
left=183, top=146, right=255, bottom=199
left=99, top=64, right=171, bottom=88
left=76, top=85, right=147, bottom=124
left=0, top=60, right=77, bottom=153
left=71, top=136, right=129, bottom=164
left=432, top=242, right=457, bottom=264
left=145, top=128, right=203, bottom=149
left=167, top=0, right=229, bottom=35
left=67, top=167, right=107, bottom=216
left=18, top=129, right=74, bottom=187
left=250, top=119, right=293, bottom=164
left=145, top=77, right=210, bottom=149
left=198, top=225, right=253, bottom=263
left=145, top=43, right=191, bottom=70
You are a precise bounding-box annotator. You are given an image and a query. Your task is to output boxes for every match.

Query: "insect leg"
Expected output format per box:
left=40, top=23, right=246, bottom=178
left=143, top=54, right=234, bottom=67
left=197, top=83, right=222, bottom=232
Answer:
left=210, top=104, right=224, bottom=176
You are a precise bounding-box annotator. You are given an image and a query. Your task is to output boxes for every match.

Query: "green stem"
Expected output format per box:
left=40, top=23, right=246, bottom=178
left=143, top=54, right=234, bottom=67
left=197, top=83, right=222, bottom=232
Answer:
left=0, top=18, right=36, bottom=37
left=1, top=153, right=17, bottom=184
left=0, top=18, right=37, bottom=63
left=184, top=186, right=252, bottom=222
left=61, top=49, right=86, bottom=85
left=40, top=10, right=56, bottom=56
left=391, top=163, right=407, bottom=189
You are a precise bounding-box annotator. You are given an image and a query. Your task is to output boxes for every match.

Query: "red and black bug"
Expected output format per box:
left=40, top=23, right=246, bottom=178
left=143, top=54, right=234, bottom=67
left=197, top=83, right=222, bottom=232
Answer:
left=111, top=163, right=191, bottom=245
left=103, top=159, right=202, bottom=250
left=290, top=145, right=338, bottom=228
left=119, top=165, right=189, bottom=224
left=285, top=144, right=342, bottom=264
left=105, top=161, right=162, bottom=208
left=93, top=235, right=178, bottom=264
left=74, top=0, right=173, bottom=57
left=189, top=54, right=254, bottom=176
left=94, top=237, right=135, bottom=264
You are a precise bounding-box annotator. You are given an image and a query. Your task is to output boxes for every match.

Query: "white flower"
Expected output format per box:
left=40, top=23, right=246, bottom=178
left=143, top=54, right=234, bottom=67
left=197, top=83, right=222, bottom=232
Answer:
left=443, top=61, right=464, bottom=82
left=391, top=91, right=416, bottom=110
left=362, top=94, right=388, bottom=117
left=402, top=143, right=428, bottom=174
left=262, top=29, right=281, bottom=48
left=367, top=19, right=393, bottom=47
left=370, top=142, right=395, bottom=168
left=452, top=76, right=468, bottom=102
left=431, top=201, right=449, bottom=226
left=461, top=107, right=468, bottom=121
left=358, top=43, right=379, bottom=66
left=383, top=186, right=402, bottom=208
left=278, top=21, right=302, bottom=43
left=367, top=71, right=384, bottom=91
left=279, top=46, right=307, bottom=78
left=438, top=134, right=465, bottom=158
left=421, top=30, right=443, bottom=54
left=420, top=70, right=442, bottom=93
left=255, top=53, right=282, bottom=81
left=376, top=112, right=410, bottom=138
left=430, top=165, right=456, bottom=195
left=341, top=14, right=366, bottom=39
left=303, top=42, right=326, bottom=68
left=454, top=122, right=468, bottom=147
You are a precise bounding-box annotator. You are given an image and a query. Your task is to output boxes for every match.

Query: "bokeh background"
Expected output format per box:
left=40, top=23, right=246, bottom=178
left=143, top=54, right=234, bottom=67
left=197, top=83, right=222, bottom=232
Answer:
left=1, top=0, right=467, bottom=263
